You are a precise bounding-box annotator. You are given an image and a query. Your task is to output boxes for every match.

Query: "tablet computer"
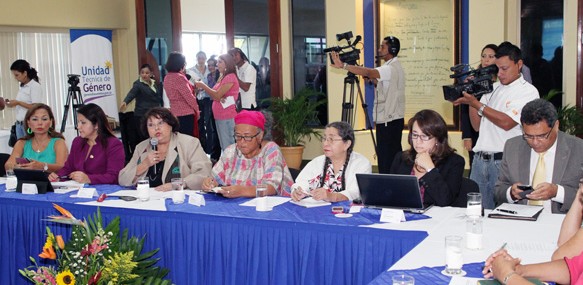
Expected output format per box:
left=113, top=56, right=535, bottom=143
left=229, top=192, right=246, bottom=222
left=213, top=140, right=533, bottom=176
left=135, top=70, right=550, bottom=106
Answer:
left=13, top=169, right=54, bottom=194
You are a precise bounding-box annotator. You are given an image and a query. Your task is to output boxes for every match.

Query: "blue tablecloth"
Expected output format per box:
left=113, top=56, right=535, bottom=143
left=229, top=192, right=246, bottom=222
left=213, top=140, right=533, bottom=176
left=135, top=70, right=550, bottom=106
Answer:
left=369, top=262, right=485, bottom=285
left=1, top=184, right=428, bottom=285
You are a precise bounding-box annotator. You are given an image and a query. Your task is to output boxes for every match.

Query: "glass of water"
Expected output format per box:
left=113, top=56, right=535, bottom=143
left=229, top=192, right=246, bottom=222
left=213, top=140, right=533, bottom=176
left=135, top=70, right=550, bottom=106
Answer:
left=466, top=193, right=482, bottom=217
left=171, top=178, right=185, bottom=204
left=136, top=179, right=150, bottom=202
left=392, top=274, right=414, bottom=285
left=445, top=235, right=464, bottom=275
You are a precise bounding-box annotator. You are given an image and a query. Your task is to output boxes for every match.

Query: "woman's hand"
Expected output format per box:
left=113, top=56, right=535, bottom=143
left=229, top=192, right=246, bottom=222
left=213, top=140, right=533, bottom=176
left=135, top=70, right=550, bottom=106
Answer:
left=220, top=185, right=241, bottom=198
left=155, top=183, right=172, bottom=192
left=201, top=177, right=218, bottom=191
left=18, top=160, right=43, bottom=170
left=483, top=249, right=517, bottom=278
left=69, top=171, right=91, bottom=184
left=463, top=139, right=473, bottom=151
left=415, top=152, right=435, bottom=172
left=5, top=99, right=19, bottom=108
left=311, top=187, right=330, bottom=201
left=145, top=150, right=160, bottom=167
left=119, top=102, right=127, bottom=112
left=291, top=187, right=308, bottom=201
left=48, top=172, right=59, bottom=182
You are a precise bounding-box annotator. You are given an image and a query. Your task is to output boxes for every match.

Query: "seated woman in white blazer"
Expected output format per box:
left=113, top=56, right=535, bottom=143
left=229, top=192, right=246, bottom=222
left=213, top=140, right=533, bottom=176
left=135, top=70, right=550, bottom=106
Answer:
left=118, top=107, right=212, bottom=191
left=291, top=121, right=372, bottom=202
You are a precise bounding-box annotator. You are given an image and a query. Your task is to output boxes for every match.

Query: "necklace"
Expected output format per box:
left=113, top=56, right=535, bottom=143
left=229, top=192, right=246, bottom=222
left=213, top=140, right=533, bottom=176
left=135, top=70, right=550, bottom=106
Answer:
left=33, top=137, right=49, bottom=153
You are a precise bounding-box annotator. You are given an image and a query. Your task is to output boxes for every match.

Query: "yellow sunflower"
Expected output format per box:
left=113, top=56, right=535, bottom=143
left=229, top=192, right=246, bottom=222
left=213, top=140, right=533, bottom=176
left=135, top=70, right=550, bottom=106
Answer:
left=56, top=270, right=75, bottom=285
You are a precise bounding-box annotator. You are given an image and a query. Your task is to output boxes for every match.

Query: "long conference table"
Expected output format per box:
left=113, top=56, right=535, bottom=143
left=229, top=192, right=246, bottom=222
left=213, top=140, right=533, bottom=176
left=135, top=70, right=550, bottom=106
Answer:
left=0, top=183, right=428, bottom=285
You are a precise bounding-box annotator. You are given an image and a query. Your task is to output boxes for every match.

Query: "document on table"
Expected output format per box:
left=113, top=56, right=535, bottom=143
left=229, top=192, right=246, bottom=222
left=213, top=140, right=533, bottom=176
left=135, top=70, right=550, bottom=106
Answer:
left=221, top=96, right=236, bottom=108
left=77, top=199, right=167, bottom=211
left=488, top=203, right=543, bottom=221
left=289, top=197, right=331, bottom=208
left=0, top=177, right=6, bottom=185
left=240, top=197, right=290, bottom=208
left=449, top=276, right=482, bottom=285
left=108, top=189, right=172, bottom=200
left=51, top=181, right=85, bottom=188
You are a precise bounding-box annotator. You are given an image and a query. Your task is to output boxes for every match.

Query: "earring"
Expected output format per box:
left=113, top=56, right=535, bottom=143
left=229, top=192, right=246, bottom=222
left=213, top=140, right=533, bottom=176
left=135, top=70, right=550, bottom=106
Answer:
left=27, top=127, right=33, bottom=135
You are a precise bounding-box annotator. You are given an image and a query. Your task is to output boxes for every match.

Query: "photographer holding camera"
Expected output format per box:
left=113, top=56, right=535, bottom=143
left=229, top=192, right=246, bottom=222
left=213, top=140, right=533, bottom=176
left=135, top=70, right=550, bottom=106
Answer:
left=452, top=41, right=538, bottom=209
left=330, top=35, right=405, bottom=174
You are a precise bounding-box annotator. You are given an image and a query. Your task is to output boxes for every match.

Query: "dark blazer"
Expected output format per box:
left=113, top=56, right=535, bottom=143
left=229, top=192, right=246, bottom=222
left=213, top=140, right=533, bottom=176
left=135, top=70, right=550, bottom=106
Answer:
left=123, top=79, right=162, bottom=117
left=494, top=131, right=583, bottom=213
left=390, top=151, right=465, bottom=206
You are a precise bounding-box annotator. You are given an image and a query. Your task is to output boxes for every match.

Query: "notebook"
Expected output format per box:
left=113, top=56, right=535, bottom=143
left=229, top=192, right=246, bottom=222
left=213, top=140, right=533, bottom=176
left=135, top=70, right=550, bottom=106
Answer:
left=356, top=173, right=432, bottom=213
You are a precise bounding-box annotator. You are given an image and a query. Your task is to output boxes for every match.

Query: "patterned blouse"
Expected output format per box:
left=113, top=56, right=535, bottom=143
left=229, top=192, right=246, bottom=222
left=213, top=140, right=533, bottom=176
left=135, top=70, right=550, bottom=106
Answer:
left=307, top=162, right=344, bottom=193
left=163, top=72, right=199, bottom=117
left=211, top=141, right=293, bottom=196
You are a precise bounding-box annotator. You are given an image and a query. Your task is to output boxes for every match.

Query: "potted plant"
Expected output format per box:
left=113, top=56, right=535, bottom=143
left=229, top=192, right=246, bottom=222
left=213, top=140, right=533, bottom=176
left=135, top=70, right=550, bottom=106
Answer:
left=543, top=89, right=583, bottom=135
left=267, top=87, right=326, bottom=169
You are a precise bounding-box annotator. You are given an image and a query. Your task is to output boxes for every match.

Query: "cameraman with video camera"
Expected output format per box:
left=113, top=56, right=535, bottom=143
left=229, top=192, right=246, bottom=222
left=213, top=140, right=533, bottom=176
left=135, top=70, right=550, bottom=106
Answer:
left=451, top=41, right=538, bottom=209
left=330, top=35, right=405, bottom=174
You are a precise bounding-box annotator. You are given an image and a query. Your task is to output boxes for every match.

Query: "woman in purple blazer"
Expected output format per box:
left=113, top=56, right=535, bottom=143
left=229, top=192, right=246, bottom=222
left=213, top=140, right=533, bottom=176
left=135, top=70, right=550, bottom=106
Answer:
left=48, top=103, right=125, bottom=184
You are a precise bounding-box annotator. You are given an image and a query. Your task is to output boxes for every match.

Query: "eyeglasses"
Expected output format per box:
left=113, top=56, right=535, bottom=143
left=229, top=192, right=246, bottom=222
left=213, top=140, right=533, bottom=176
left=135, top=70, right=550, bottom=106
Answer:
left=147, top=121, right=167, bottom=129
left=321, top=137, right=344, bottom=144
left=411, top=133, right=432, bottom=141
left=234, top=131, right=261, bottom=142
left=522, top=128, right=553, bottom=141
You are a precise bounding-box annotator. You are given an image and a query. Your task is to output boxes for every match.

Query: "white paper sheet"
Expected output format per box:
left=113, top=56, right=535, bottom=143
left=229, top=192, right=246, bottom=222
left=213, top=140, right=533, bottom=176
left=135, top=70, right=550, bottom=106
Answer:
left=289, top=197, right=331, bottom=208
left=240, top=197, right=290, bottom=208
left=76, top=198, right=167, bottom=211
left=448, top=276, right=482, bottom=285
left=493, top=203, right=543, bottom=218
left=108, top=189, right=172, bottom=200
left=51, top=181, right=85, bottom=188
left=221, top=96, right=236, bottom=108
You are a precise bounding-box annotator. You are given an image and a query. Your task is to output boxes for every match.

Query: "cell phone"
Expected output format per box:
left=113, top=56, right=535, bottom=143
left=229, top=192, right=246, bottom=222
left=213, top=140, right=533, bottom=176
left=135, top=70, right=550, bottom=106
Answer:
left=118, top=196, right=137, bottom=201
left=16, top=157, right=30, bottom=164
left=517, top=185, right=533, bottom=191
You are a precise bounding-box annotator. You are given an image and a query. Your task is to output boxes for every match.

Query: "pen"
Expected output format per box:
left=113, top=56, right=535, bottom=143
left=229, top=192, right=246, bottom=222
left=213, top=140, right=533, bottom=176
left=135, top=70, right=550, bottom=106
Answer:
left=499, top=242, right=507, bottom=251
left=497, top=208, right=517, bottom=214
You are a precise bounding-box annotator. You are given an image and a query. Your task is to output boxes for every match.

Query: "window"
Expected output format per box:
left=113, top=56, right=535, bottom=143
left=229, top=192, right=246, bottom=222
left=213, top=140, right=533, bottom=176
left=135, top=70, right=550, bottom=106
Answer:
left=181, top=32, right=228, bottom=69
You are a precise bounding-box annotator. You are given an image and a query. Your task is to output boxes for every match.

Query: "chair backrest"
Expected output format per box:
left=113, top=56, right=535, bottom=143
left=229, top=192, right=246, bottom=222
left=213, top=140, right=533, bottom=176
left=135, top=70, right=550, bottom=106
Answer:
left=451, top=177, right=480, bottom=207
left=0, top=153, right=10, bottom=177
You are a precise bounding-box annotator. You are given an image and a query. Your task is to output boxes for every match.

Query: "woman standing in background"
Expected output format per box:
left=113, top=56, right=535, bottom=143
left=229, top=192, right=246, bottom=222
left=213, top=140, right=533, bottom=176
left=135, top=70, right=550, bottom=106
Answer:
left=5, top=59, right=43, bottom=139
left=163, top=51, right=200, bottom=138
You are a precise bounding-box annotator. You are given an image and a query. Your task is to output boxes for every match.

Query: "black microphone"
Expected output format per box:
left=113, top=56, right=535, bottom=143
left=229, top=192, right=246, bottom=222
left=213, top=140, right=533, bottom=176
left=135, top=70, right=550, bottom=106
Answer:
left=150, top=138, right=158, bottom=174
left=352, top=35, right=362, bottom=46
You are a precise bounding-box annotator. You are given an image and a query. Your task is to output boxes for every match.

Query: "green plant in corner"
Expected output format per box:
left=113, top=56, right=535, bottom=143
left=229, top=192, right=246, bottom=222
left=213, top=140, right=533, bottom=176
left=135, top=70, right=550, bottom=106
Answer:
left=267, top=87, right=326, bottom=146
left=543, top=89, right=583, bottom=135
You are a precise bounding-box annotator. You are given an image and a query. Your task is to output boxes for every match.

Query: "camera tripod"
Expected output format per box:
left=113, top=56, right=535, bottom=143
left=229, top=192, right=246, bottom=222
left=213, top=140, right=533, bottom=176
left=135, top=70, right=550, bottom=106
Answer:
left=60, top=84, right=84, bottom=134
left=341, top=72, right=377, bottom=158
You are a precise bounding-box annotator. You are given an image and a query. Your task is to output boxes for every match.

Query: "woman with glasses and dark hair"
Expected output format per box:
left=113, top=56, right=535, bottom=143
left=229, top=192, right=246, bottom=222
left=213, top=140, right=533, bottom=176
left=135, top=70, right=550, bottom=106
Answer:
left=201, top=110, right=293, bottom=198
left=291, top=121, right=372, bottom=202
left=4, top=103, right=68, bottom=173
left=49, top=103, right=125, bottom=184
left=163, top=51, right=200, bottom=137
left=118, top=107, right=211, bottom=191
left=390, top=109, right=465, bottom=206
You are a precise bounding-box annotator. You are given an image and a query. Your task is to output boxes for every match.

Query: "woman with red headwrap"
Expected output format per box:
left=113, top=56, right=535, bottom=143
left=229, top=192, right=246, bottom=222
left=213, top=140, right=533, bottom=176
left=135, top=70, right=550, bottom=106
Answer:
left=201, top=110, right=294, bottom=198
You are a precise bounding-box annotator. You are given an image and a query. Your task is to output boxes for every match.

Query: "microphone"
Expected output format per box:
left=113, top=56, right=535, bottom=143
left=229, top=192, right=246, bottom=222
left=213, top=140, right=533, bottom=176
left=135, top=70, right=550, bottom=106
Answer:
left=352, top=35, right=362, bottom=46
left=150, top=138, right=158, bottom=174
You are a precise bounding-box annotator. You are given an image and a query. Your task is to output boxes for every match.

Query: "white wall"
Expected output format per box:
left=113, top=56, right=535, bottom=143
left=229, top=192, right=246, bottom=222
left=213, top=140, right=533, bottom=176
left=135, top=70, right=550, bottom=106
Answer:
left=181, top=1, right=226, bottom=32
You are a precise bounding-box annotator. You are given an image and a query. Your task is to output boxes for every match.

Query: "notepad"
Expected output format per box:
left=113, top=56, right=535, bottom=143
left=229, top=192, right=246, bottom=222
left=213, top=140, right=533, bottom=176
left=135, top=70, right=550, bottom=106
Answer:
left=488, top=203, right=543, bottom=221
left=289, top=197, right=332, bottom=208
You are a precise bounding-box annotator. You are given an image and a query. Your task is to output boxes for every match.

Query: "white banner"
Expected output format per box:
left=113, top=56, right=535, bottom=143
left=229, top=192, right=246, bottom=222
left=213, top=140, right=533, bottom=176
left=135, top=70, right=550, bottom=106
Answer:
left=70, top=29, right=118, bottom=121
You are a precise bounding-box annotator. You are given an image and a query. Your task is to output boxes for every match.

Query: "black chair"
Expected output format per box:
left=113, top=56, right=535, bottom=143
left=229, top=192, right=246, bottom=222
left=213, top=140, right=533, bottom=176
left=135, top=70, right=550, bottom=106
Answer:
left=0, top=153, right=10, bottom=177
left=451, top=177, right=480, bottom=207
left=288, top=168, right=301, bottom=181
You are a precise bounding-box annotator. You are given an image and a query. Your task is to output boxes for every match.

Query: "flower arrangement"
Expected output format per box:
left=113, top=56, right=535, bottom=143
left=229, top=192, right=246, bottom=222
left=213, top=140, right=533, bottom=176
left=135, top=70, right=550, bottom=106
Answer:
left=19, top=204, right=172, bottom=285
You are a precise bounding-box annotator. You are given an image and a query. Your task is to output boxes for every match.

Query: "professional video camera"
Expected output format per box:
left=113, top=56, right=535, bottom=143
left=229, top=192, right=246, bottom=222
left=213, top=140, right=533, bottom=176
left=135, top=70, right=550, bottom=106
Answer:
left=442, top=64, right=498, bottom=101
left=323, top=31, right=362, bottom=65
left=67, top=74, right=80, bottom=87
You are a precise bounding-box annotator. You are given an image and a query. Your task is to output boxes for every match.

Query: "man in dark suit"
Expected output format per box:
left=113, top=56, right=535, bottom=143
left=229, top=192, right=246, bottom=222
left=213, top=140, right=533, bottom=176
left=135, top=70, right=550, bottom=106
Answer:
left=494, top=99, right=583, bottom=213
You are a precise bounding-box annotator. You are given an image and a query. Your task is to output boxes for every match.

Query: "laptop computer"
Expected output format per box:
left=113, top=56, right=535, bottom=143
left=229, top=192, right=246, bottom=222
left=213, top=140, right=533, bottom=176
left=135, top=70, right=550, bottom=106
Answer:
left=356, top=173, right=433, bottom=213
left=13, top=169, right=54, bottom=194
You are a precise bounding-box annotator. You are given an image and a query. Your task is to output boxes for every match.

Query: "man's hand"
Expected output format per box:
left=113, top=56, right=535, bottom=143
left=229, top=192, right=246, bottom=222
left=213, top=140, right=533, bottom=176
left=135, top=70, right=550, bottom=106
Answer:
left=527, top=182, right=558, bottom=201
left=329, top=52, right=344, bottom=69
left=510, top=183, right=529, bottom=200
left=453, top=92, right=479, bottom=107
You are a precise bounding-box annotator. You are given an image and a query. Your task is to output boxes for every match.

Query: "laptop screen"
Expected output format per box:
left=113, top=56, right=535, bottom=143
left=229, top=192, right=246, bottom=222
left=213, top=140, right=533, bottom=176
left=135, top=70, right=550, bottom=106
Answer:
left=356, top=173, right=426, bottom=210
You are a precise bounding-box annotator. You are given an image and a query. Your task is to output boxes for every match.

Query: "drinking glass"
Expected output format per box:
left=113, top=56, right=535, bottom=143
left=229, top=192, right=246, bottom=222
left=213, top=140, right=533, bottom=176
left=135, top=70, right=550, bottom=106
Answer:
left=171, top=178, right=185, bottom=204
left=466, top=193, right=482, bottom=217
left=256, top=184, right=270, bottom=211
left=136, top=180, right=150, bottom=202
left=5, top=169, right=17, bottom=191
left=445, top=235, right=463, bottom=275
left=392, top=274, right=415, bottom=285
left=466, top=216, right=483, bottom=250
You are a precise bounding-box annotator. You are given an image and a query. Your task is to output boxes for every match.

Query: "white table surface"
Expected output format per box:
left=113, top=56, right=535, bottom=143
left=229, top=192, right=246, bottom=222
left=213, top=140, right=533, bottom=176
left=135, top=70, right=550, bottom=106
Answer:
left=363, top=206, right=563, bottom=271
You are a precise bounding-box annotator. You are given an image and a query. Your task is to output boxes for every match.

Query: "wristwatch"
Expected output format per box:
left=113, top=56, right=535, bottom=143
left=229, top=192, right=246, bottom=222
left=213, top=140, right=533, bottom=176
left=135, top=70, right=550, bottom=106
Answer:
left=43, top=163, right=48, bottom=172
left=477, top=104, right=486, bottom=117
